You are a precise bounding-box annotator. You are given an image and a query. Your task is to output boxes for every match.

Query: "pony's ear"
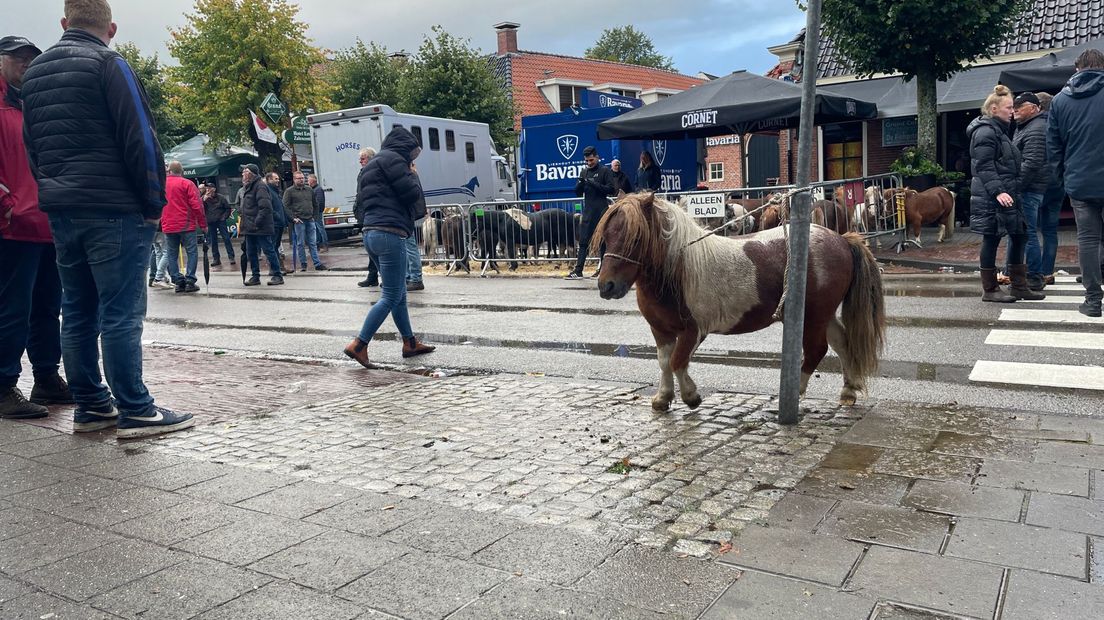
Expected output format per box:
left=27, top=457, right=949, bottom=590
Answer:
left=638, top=192, right=656, bottom=214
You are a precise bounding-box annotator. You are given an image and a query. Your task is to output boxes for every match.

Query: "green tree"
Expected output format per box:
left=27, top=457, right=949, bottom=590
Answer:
left=168, top=0, right=332, bottom=168
left=329, top=39, right=403, bottom=109
left=819, top=0, right=1031, bottom=161
left=115, top=42, right=191, bottom=149
left=398, top=27, right=516, bottom=147
left=585, top=25, right=674, bottom=71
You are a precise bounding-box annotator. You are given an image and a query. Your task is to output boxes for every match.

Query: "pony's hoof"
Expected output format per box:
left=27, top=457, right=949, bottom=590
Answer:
left=683, top=393, right=702, bottom=410
left=839, top=395, right=857, bottom=406
left=651, top=395, right=672, bottom=411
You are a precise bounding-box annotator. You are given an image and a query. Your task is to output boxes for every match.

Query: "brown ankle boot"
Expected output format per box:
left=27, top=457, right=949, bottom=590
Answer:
left=344, top=338, right=371, bottom=368
left=1009, top=264, right=1045, bottom=300
left=402, top=336, right=435, bottom=358
left=980, top=268, right=1016, bottom=303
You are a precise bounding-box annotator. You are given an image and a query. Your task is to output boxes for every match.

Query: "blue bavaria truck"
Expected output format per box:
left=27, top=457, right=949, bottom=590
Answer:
left=518, top=96, right=699, bottom=203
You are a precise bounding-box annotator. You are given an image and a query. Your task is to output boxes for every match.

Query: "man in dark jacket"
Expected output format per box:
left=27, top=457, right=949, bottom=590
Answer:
left=240, top=164, right=283, bottom=286
left=610, top=159, right=634, bottom=195
left=284, top=170, right=325, bottom=271
left=1011, top=92, right=1049, bottom=290
left=308, top=172, right=328, bottom=252
left=1048, top=48, right=1104, bottom=317
left=566, top=146, right=615, bottom=279
left=265, top=172, right=287, bottom=273
left=0, top=34, right=73, bottom=419
left=202, top=184, right=234, bottom=266
left=20, top=0, right=193, bottom=437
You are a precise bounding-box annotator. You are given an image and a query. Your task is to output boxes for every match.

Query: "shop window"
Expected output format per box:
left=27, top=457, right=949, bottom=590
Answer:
left=709, top=162, right=724, bottom=182
left=823, top=122, right=863, bottom=181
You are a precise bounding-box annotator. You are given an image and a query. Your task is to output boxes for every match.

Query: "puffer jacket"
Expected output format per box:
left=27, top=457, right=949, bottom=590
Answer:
left=968, top=116, right=1024, bottom=237
left=239, top=177, right=273, bottom=236
left=0, top=78, right=49, bottom=242
left=356, top=127, right=423, bottom=237
left=1047, top=69, right=1104, bottom=201
left=21, top=28, right=165, bottom=219
left=1013, top=113, right=1050, bottom=195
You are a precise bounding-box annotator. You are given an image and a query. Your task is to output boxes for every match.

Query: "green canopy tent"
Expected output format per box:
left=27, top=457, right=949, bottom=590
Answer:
left=162, top=134, right=260, bottom=179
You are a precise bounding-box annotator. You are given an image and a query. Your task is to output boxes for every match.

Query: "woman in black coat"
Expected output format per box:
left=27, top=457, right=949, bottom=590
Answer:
left=968, top=85, right=1044, bottom=302
left=637, top=151, right=661, bottom=192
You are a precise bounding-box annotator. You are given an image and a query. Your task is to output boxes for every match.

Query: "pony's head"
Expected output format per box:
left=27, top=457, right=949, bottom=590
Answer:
left=592, top=193, right=669, bottom=299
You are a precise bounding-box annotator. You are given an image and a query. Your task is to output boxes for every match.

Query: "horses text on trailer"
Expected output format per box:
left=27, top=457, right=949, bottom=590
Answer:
left=307, top=104, right=515, bottom=238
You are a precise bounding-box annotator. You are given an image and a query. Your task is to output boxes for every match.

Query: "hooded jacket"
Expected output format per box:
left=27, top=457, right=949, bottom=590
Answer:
left=0, top=78, right=49, bottom=242
left=239, top=176, right=273, bottom=236
left=356, top=127, right=423, bottom=236
left=1047, top=69, right=1104, bottom=201
left=21, top=28, right=166, bottom=220
left=1012, top=112, right=1050, bottom=195
left=968, top=115, right=1024, bottom=236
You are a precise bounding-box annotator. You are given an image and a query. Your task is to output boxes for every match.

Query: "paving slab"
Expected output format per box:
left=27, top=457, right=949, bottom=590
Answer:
left=21, top=539, right=184, bottom=601
left=574, top=545, right=741, bottom=617
left=472, top=526, right=623, bottom=586
left=1026, top=491, right=1104, bottom=536
left=945, top=517, right=1087, bottom=578
left=849, top=546, right=1003, bottom=618
left=250, top=530, right=409, bottom=592
left=0, top=433, right=90, bottom=458
left=929, top=431, right=1036, bottom=462
left=235, top=480, right=361, bottom=519
left=125, top=460, right=231, bottom=491
left=816, top=501, right=950, bottom=553
left=110, top=499, right=253, bottom=546
left=0, top=505, right=63, bottom=542
left=179, top=467, right=295, bottom=504
left=88, top=557, right=272, bottom=619
left=765, top=493, right=838, bottom=531
left=0, top=521, right=121, bottom=574
left=305, top=493, right=432, bottom=537
left=872, top=449, right=980, bottom=484
left=337, top=549, right=508, bottom=620
left=841, top=420, right=939, bottom=452
left=32, top=442, right=129, bottom=469
left=0, top=589, right=118, bottom=620
left=1038, top=415, right=1104, bottom=443
left=1001, top=569, right=1104, bottom=620
left=449, top=577, right=667, bottom=620
left=1035, top=442, right=1104, bottom=470
left=870, top=603, right=969, bottom=619
left=720, top=524, right=864, bottom=586
left=5, top=475, right=134, bottom=514
left=176, top=512, right=328, bottom=566
left=0, top=420, right=62, bottom=445
left=49, top=484, right=185, bottom=527
left=903, top=479, right=1025, bottom=522
left=383, top=505, right=525, bottom=558
left=975, top=459, right=1090, bottom=496
left=794, top=467, right=912, bottom=504
left=0, top=462, right=71, bottom=497
left=1093, top=536, right=1103, bottom=583
left=194, top=582, right=363, bottom=620
left=79, top=450, right=188, bottom=479
left=702, top=570, right=876, bottom=619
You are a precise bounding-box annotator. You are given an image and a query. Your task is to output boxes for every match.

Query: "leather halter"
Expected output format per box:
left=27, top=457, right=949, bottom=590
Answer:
left=602, top=252, right=643, bottom=266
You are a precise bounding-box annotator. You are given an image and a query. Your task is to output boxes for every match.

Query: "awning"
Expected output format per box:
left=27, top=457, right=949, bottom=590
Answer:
left=820, top=60, right=1032, bottom=119
left=163, top=135, right=261, bottom=179
left=596, top=70, right=877, bottom=140
left=998, top=36, right=1104, bottom=92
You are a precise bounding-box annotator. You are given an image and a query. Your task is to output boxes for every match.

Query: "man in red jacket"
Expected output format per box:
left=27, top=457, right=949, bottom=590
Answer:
left=162, top=161, right=207, bottom=293
left=0, top=35, right=74, bottom=419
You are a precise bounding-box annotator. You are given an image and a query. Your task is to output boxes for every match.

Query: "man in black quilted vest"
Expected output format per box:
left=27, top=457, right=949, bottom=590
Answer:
left=21, top=0, right=194, bottom=438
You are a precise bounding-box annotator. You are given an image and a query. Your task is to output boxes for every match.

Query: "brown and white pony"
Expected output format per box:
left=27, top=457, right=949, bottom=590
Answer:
left=758, top=193, right=849, bottom=234
left=883, top=186, right=955, bottom=245
left=594, top=193, right=885, bottom=409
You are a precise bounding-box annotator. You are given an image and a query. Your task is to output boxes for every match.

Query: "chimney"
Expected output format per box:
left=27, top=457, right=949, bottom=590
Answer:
left=495, top=22, right=520, bottom=55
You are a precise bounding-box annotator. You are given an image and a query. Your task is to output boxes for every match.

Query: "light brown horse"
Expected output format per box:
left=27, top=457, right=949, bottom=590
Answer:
left=594, top=194, right=886, bottom=409
left=758, top=193, right=850, bottom=234
left=883, top=186, right=955, bottom=245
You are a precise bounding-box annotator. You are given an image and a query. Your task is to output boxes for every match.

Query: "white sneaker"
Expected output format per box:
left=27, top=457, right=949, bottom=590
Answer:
left=153, top=280, right=175, bottom=289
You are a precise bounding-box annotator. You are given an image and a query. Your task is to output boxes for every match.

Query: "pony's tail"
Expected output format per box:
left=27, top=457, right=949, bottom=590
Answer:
left=840, top=233, right=886, bottom=390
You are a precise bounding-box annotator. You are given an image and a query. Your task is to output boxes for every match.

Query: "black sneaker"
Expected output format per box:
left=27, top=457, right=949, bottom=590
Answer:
left=174, top=280, right=186, bottom=293
left=244, top=276, right=261, bottom=286
left=73, top=399, right=119, bottom=432
left=314, top=264, right=328, bottom=271
left=184, top=282, right=200, bottom=293
left=210, top=260, right=222, bottom=267
left=564, top=271, right=583, bottom=280
left=268, top=275, right=285, bottom=286
left=0, top=387, right=49, bottom=419
left=117, top=406, right=195, bottom=439
left=407, top=281, right=425, bottom=291
left=30, top=374, right=75, bottom=405
left=1079, top=301, right=1103, bottom=318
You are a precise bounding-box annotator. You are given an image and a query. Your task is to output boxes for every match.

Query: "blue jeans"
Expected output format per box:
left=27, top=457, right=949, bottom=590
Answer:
left=164, top=230, right=198, bottom=284
left=148, top=231, right=167, bottom=281
left=208, top=221, right=235, bottom=262
left=244, top=234, right=282, bottom=278
left=292, top=220, right=322, bottom=268
left=314, top=219, right=329, bottom=247
left=358, top=230, right=413, bottom=342
left=406, top=235, right=422, bottom=283
left=1020, top=192, right=1043, bottom=276
left=0, top=240, right=62, bottom=388
left=1039, top=183, right=1064, bottom=277
left=48, top=213, right=156, bottom=416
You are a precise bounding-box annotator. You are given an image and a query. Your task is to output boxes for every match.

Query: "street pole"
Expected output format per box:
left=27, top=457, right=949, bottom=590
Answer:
left=778, top=0, right=822, bottom=425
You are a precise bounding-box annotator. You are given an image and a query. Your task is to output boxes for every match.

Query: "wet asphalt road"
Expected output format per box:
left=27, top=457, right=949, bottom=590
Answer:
left=142, top=260, right=1104, bottom=417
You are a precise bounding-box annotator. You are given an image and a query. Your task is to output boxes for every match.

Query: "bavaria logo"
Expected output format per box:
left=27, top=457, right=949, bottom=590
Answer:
left=652, top=141, right=667, bottom=167
left=557, top=134, right=578, bottom=160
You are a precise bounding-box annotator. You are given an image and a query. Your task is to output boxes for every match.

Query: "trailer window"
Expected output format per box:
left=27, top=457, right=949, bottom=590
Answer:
left=465, top=142, right=475, bottom=162
left=410, top=126, right=423, bottom=147
left=445, top=130, right=456, bottom=152
left=428, top=128, right=440, bottom=151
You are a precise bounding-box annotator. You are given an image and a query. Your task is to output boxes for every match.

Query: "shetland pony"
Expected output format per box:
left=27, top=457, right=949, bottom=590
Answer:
left=594, top=193, right=885, bottom=409
left=883, top=186, right=955, bottom=245
left=759, top=193, right=849, bottom=234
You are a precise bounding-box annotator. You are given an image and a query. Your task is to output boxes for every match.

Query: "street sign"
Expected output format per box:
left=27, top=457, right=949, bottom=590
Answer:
left=284, top=115, right=311, bottom=144
left=260, top=93, right=286, bottom=123
left=685, top=192, right=726, bottom=218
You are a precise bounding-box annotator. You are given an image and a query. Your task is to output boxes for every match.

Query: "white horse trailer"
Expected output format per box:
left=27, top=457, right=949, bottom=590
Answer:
left=307, top=104, right=515, bottom=238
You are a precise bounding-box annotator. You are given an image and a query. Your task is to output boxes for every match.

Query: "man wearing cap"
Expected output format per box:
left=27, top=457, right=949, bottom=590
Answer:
left=0, top=35, right=75, bottom=420
left=21, top=0, right=194, bottom=437
left=1011, top=91, right=1050, bottom=291
left=239, top=164, right=284, bottom=286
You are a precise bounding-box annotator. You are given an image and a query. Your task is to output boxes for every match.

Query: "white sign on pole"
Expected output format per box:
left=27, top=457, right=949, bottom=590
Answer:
left=686, top=192, right=726, bottom=218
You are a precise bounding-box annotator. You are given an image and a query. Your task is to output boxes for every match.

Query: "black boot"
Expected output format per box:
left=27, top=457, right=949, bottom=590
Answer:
left=1009, top=264, right=1045, bottom=301
left=0, top=387, right=49, bottom=419
left=30, top=374, right=75, bottom=405
left=980, top=268, right=1016, bottom=303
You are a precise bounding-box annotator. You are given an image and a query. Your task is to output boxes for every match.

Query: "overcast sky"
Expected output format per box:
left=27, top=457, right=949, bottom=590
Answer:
left=5, top=0, right=805, bottom=76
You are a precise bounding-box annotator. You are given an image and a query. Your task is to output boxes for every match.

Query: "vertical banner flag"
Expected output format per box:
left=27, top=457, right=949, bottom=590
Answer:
left=250, top=110, right=278, bottom=144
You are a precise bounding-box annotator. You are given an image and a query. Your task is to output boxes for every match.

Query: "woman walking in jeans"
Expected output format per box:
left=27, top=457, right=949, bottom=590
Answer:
left=344, top=127, right=435, bottom=367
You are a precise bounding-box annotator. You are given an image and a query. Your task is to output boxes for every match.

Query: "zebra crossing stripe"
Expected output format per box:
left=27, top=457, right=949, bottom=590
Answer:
left=1054, top=276, right=1079, bottom=284
left=1043, top=285, right=1087, bottom=292
left=998, top=309, right=1104, bottom=325
left=1016, top=297, right=1082, bottom=304
left=969, top=360, right=1104, bottom=391
left=985, top=329, right=1104, bottom=350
